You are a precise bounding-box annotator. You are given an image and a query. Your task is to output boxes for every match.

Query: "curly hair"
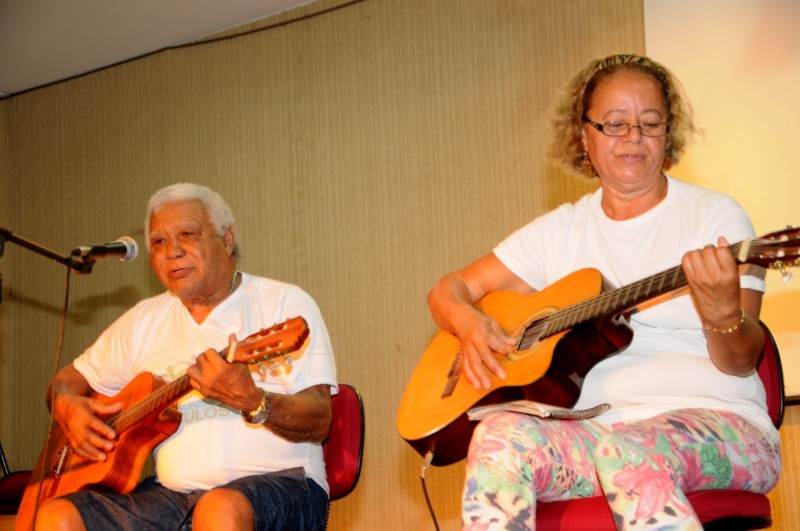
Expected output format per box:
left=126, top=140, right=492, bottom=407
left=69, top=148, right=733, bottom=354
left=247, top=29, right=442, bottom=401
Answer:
left=549, top=54, right=698, bottom=177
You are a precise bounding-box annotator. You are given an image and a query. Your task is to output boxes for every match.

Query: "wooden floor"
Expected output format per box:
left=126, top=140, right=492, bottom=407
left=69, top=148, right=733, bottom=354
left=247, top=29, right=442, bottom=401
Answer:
left=766, top=403, right=800, bottom=529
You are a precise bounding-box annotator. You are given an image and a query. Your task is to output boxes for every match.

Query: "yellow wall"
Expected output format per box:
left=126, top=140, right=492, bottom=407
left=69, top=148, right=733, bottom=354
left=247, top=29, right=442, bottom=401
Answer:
left=0, top=1, right=643, bottom=529
left=644, top=2, right=800, bottom=527
left=644, top=0, right=800, bottom=399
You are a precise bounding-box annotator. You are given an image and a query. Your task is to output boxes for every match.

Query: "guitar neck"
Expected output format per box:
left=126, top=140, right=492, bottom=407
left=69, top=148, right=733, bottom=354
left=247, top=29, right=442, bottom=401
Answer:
left=545, top=265, right=686, bottom=334
left=107, top=340, right=236, bottom=434
left=106, top=332, right=302, bottom=434
left=539, top=240, right=747, bottom=338
left=108, top=374, right=192, bottom=434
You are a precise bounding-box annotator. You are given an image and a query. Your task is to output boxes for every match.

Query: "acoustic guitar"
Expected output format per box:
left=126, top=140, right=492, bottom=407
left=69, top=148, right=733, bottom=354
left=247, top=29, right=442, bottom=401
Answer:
left=397, top=228, right=800, bottom=466
left=16, top=316, right=309, bottom=531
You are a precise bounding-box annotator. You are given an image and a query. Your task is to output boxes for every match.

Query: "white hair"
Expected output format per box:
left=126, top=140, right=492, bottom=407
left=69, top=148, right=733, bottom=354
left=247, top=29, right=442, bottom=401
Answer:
left=144, top=183, right=240, bottom=260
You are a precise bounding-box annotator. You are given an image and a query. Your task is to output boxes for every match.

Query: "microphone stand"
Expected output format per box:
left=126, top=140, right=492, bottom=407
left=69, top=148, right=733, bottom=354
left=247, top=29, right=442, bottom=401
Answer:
left=0, top=226, right=92, bottom=273
left=0, top=225, right=83, bottom=527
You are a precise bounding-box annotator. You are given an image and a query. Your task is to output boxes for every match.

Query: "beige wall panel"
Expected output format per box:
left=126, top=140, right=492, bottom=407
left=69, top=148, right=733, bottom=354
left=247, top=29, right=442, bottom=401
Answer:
left=0, top=102, right=7, bottom=255
left=0, top=0, right=644, bottom=528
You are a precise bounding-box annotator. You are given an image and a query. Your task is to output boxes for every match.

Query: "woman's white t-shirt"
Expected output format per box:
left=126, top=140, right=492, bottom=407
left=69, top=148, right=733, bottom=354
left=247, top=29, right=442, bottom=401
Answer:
left=493, top=176, right=774, bottom=435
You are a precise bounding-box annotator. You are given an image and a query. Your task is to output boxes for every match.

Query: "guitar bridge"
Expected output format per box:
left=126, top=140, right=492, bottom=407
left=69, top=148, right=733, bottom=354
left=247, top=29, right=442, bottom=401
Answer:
left=53, top=445, right=71, bottom=476
left=441, top=350, right=463, bottom=398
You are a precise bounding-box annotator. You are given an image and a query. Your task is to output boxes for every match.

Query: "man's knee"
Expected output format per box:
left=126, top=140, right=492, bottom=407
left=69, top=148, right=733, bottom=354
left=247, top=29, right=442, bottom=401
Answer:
left=193, top=488, right=254, bottom=531
left=34, top=498, right=86, bottom=531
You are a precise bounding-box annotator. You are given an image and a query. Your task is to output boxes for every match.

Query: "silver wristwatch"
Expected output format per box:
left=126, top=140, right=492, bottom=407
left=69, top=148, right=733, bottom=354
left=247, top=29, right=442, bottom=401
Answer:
left=241, top=388, right=271, bottom=424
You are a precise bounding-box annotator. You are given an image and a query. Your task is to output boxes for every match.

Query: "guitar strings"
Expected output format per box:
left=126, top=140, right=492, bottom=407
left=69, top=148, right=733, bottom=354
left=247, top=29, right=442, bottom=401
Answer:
left=517, top=240, right=751, bottom=350
left=104, top=344, right=299, bottom=433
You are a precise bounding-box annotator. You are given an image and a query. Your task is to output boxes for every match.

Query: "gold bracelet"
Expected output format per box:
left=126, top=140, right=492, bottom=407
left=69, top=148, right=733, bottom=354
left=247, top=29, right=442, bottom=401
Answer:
left=703, top=308, right=746, bottom=334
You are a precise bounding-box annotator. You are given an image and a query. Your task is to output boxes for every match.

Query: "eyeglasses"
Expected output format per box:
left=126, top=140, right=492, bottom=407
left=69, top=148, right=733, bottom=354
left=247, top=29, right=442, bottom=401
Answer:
left=582, top=117, right=669, bottom=137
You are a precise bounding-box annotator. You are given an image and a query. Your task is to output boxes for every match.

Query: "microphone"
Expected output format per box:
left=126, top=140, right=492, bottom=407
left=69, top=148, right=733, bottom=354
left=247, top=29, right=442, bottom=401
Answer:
left=71, top=236, right=139, bottom=263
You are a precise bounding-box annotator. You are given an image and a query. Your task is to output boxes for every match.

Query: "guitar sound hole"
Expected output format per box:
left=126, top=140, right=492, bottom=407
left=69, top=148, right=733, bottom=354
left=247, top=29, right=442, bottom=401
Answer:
left=510, top=320, right=547, bottom=359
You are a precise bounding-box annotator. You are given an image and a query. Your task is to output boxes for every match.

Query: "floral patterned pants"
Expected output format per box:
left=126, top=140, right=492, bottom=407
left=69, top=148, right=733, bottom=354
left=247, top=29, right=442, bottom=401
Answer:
left=462, top=408, right=782, bottom=530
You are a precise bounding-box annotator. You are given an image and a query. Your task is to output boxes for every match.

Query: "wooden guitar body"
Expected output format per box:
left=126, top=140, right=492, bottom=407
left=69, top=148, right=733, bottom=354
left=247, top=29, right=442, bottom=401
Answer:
left=16, top=373, right=180, bottom=530
left=396, top=269, right=633, bottom=466
left=16, top=316, right=310, bottom=530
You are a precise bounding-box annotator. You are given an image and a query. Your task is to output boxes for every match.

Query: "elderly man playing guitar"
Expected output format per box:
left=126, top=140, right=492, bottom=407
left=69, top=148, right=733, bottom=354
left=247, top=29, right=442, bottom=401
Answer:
left=19, top=183, right=337, bottom=531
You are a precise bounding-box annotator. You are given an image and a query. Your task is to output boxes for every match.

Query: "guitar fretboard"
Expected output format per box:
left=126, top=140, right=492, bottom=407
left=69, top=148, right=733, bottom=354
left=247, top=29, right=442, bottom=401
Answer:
left=109, top=375, right=192, bottom=433
left=518, top=240, right=748, bottom=350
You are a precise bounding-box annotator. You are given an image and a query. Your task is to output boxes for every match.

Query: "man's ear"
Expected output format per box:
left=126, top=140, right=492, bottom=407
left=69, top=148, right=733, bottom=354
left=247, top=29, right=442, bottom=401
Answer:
left=224, top=227, right=237, bottom=256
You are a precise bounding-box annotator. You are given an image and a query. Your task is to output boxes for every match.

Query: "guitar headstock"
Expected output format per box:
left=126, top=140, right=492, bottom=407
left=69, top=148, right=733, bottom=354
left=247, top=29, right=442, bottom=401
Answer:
left=738, top=227, right=800, bottom=274
left=222, top=316, right=310, bottom=372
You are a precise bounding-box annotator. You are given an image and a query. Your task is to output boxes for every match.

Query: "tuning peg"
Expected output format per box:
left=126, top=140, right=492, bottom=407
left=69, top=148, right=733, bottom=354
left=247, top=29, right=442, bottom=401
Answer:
left=269, top=361, right=281, bottom=377
left=773, top=261, right=795, bottom=285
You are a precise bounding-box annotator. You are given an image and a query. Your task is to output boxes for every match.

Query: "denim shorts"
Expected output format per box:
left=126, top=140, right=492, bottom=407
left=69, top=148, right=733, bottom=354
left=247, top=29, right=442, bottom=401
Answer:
left=65, top=467, right=328, bottom=531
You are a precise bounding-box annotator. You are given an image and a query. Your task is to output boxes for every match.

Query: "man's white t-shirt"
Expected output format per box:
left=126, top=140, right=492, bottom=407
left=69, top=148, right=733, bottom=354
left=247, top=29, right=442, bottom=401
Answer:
left=73, top=272, right=337, bottom=493
left=493, top=176, right=775, bottom=435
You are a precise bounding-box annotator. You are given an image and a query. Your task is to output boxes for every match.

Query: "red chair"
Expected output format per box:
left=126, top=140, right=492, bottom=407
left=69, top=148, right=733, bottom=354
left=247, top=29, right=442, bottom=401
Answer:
left=0, top=441, right=32, bottom=517
left=536, top=321, right=785, bottom=531
left=323, top=383, right=365, bottom=502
